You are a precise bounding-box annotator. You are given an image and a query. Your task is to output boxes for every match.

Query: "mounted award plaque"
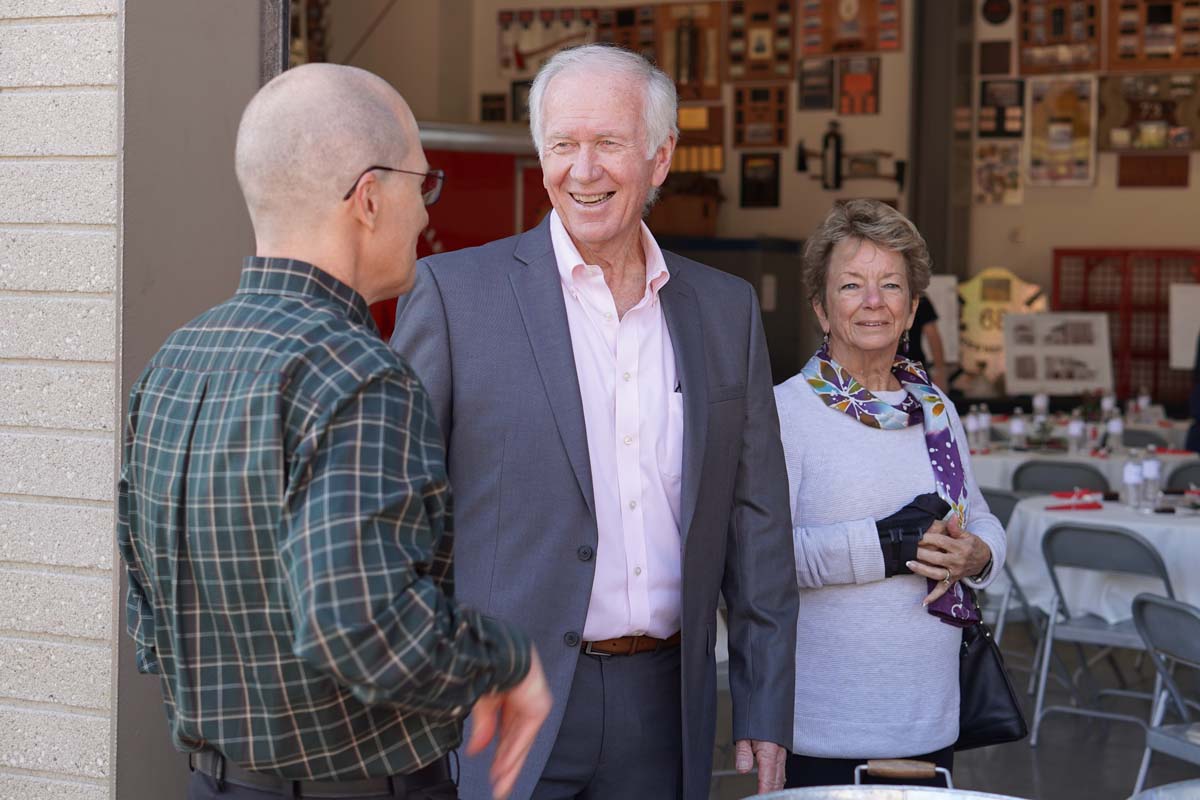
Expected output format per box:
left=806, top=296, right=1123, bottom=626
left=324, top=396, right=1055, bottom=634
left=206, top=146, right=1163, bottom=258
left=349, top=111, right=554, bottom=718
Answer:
left=733, top=82, right=790, bottom=147
left=656, top=2, right=724, bottom=101
left=799, top=0, right=903, bottom=56
left=1107, top=0, right=1200, bottom=71
left=1018, top=0, right=1102, bottom=74
left=726, top=0, right=796, bottom=81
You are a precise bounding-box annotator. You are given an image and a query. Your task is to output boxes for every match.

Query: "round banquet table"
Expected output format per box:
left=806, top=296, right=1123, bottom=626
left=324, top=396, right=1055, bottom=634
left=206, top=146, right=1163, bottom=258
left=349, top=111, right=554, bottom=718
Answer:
left=993, top=496, right=1200, bottom=623
left=970, top=448, right=1197, bottom=492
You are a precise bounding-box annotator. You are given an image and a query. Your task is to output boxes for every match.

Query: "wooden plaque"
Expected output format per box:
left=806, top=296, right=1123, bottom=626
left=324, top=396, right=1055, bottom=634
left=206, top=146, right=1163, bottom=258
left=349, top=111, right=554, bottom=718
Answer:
left=1117, top=153, right=1190, bottom=186
left=596, top=5, right=658, bottom=58
left=1107, top=0, right=1200, bottom=72
left=799, top=0, right=903, bottom=56
left=1018, top=0, right=1102, bottom=74
left=657, top=2, right=724, bottom=102
left=726, top=0, right=796, bottom=81
left=733, top=82, right=790, bottom=147
left=674, top=104, right=726, bottom=172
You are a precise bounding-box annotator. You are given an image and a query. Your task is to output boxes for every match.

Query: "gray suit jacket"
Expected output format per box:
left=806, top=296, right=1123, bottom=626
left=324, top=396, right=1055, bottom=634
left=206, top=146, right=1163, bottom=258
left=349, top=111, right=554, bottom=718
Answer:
left=390, top=217, right=797, bottom=800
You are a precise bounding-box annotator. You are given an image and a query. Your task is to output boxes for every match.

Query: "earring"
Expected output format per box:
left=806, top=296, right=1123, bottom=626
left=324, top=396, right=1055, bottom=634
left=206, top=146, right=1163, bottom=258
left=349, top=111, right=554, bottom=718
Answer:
left=822, top=330, right=830, bottom=346
left=901, top=329, right=910, bottom=353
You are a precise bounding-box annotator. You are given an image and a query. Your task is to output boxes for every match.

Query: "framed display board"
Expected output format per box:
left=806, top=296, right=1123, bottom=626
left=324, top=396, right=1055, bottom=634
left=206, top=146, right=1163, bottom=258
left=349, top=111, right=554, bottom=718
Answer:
left=798, top=57, right=836, bottom=109
left=497, top=8, right=597, bottom=80
left=979, top=78, right=1025, bottom=137
left=1168, top=283, right=1200, bottom=369
left=1027, top=75, right=1096, bottom=186
left=1004, top=312, right=1115, bottom=395
left=726, top=0, right=796, bottom=81
left=959, top=266, right=1048, bottom=381
left=798, top=0, right=903, bottom=56
left=1107, top=0, right=1200, bottom=71
left=974, top=141, right=1024, bottom=205
left=656, top=2, right=724, bottom=101
left=838, top=56, right=880, bottom=114
left=740, top=152, right=781, bottom=206
left=596, top=5, right=658, bottom=56
left=1097, top=72, right=1200, bottom=152
left=1018, top=0, right=1102, bottom=74
left=674, top=104, right=725, bottom=172
left=733, top=82, right=790, bottom=147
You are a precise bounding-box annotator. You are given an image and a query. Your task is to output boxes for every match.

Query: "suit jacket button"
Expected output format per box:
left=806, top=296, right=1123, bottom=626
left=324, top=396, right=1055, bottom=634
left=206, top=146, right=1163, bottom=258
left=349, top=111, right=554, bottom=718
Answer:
left=563, top=631, right=580, bottom=647
left=577, top=545, right=594, bottom=561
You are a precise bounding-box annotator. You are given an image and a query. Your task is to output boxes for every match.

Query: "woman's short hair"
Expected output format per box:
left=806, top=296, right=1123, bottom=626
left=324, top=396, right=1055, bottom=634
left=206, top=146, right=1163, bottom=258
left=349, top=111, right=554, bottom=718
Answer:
left=801, top=199, right=933, bottom=310
left=528, top=43, right=678, bottom=160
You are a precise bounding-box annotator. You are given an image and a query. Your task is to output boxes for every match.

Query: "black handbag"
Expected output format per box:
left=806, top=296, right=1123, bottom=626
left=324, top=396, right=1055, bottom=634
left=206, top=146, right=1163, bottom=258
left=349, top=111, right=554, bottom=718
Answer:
left=955, top=614, right=1029, bottom=751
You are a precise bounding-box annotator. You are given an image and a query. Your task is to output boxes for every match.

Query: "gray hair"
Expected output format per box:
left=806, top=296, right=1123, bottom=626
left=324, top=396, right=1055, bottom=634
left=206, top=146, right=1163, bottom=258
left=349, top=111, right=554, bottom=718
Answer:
left=235, top=63, right=409, bottom=236
left=801, top=199, right=932, bottom=311
left=528, top=43, right=678, bottom=160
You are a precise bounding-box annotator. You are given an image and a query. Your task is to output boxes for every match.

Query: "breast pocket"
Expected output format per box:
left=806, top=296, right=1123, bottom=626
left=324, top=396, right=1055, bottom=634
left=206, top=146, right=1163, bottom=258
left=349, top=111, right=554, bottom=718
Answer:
left=658, top=391, right=685, bottom=483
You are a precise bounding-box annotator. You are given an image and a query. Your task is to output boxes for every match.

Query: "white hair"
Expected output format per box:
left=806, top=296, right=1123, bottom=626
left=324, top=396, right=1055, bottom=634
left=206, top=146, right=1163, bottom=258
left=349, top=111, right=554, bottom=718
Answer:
left=528, top=43, right=678, bottom=161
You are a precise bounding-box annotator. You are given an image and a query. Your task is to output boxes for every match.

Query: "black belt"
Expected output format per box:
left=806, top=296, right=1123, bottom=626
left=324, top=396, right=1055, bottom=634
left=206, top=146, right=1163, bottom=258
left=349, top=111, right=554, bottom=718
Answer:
left=189, top=749, right=452, bottom=798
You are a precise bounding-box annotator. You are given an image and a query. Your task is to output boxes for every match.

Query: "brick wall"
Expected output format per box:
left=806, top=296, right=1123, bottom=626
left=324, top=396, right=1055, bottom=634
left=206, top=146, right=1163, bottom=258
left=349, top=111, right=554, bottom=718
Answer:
left=0, top=1, right=118, bottom=798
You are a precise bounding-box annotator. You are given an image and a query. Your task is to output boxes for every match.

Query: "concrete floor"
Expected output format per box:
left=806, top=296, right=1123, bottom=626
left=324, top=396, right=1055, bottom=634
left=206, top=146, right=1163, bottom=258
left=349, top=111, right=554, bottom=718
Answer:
left=710, top=622, right=1200, bottom=799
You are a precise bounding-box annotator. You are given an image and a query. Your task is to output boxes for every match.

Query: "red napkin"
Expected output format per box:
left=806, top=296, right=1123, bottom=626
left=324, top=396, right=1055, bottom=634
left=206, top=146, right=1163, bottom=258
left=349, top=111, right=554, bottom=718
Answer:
left=1045, top=502, right=1104, bottom=511
left=1051, top=490, right=1100, bottom=499
left=1157, top=421, right=1174, bottom=428
left=1088, top=449, right=1110, bottom=459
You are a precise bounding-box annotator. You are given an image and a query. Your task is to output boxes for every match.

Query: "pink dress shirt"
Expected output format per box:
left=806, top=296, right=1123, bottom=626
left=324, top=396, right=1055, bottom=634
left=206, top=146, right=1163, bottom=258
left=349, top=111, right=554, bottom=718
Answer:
left=549, top=210, right=684, bottom=642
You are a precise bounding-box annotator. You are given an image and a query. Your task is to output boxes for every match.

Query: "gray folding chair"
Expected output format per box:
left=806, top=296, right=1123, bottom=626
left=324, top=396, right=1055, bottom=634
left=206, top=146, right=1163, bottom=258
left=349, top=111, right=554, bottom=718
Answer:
left=1165, top=460, right=1200, bottom=492
left=1124, top=429, right=1170, bottom=449
left=1030, top=524, right=1174, bottom=747
left=1130, top=778, right=1200, bottom=800
left=980, top=488, right=1037, bottom=647
left=1012, top=459, right=1111, bottom=493
left=1130, top=593, right=1200, bottom=795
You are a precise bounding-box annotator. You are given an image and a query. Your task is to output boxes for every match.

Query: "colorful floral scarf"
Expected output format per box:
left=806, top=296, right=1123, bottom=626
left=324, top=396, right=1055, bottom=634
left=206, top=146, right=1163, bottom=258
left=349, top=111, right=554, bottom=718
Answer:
left=801, top=342, right=979, bottom=627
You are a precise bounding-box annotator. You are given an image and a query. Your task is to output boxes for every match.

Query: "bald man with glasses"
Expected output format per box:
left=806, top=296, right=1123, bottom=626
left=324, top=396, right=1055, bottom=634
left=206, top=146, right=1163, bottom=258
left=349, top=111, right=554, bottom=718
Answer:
left=117, top=64, right=549, bottom=800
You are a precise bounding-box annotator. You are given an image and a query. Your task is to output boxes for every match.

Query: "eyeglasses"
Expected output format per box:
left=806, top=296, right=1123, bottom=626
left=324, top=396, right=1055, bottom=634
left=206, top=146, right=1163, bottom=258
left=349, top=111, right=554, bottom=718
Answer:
left=341, top=166, right=445, bottom=205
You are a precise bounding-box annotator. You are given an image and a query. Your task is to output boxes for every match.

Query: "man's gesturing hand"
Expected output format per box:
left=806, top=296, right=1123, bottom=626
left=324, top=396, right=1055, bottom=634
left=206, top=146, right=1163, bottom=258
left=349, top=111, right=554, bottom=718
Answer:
left=735, top=738, right=787, bottom=794
left=466, top=648, right=552, bottom=799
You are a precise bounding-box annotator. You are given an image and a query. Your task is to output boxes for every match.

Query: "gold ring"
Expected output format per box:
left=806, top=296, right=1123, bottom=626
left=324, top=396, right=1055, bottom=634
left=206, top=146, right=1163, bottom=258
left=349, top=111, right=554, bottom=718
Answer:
left=942, top=568, right=952, bottom=586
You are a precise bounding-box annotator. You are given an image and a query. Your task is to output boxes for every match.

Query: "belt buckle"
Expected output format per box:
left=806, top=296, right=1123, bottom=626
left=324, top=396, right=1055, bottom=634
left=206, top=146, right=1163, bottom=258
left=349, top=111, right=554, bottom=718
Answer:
left=582, top=641, right=611, bottom=657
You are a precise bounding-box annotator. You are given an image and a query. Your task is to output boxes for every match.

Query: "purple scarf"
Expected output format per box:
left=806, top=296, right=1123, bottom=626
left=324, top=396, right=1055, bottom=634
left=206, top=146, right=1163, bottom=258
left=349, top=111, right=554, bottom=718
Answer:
left=801, top=342, right=979, bottom=626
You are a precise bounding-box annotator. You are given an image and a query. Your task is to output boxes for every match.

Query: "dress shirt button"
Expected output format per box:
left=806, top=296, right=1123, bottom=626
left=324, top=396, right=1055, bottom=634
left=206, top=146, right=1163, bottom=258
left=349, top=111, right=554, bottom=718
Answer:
left=628, top=500, right=637, bottom=510
left=623, top=371, right=632, bottom=382
left=563, top=631, right=581, bottom=647
left=604, top=312, right=614, bottom=321
left=623, top=435, right=633, bottom=445
left=634, top=566, right=642, bottom=576
left=577, top=545, right=594, bottom=562
left=633, top=630, right=645, bottom=636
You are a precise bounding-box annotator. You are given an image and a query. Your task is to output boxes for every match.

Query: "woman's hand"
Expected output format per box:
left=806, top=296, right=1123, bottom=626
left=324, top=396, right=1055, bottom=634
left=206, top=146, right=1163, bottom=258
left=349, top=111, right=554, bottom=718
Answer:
left=905, top=516, right=992, bottom=606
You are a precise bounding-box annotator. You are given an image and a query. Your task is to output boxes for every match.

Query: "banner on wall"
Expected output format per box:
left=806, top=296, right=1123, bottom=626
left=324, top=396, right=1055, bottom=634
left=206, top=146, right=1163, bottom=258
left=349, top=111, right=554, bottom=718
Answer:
left=958, top=267, right=1048, bottom=385
left=1027, top=75, right=1096, bottom=186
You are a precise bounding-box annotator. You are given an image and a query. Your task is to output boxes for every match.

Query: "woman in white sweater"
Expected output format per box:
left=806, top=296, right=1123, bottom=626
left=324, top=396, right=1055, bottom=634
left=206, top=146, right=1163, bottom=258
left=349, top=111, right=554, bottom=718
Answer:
left=776, top=200, right=1006, bottom=788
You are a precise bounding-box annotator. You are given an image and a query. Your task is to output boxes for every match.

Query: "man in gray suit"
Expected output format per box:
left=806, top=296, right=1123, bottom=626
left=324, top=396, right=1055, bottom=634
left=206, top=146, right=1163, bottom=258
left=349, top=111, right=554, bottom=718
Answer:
left=391, top=44, right=797, bottom=800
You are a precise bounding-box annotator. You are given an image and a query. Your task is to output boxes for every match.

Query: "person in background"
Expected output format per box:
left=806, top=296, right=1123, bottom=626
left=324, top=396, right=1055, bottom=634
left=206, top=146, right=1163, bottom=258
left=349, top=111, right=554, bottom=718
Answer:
left=391, top=43, right=797, bottom=800
left=774, top=199, right=1006, bottom=788
left=117, top=63, right=549, bottom=800
left=909, top=294, right=948, bottom=389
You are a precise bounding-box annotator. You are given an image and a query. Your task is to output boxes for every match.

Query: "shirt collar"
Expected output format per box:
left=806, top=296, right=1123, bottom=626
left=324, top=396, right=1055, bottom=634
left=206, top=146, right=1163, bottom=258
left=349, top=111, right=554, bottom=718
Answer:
left=548, top=209, right=671, bottom=299
left=237, top=257, right=376, bottom=330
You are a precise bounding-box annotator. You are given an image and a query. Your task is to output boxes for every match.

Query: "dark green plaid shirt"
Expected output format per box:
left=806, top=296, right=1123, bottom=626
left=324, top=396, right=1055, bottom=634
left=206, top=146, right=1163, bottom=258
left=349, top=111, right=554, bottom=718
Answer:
left=117, top=257, right=530, bottom=779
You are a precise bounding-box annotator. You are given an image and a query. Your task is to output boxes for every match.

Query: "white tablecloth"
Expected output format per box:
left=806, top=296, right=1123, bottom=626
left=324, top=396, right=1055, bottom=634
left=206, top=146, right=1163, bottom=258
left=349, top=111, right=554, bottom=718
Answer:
left=971, top=449, right=1197, bottom=492
left=994, top=496, right=1200, bottom=623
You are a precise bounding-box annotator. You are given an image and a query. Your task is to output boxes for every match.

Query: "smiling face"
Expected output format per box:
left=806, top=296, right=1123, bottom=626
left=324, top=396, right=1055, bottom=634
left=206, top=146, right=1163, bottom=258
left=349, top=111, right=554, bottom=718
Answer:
left=814, top=238, right=918, bottom=361
left=538, top=69, right=673, bottom=256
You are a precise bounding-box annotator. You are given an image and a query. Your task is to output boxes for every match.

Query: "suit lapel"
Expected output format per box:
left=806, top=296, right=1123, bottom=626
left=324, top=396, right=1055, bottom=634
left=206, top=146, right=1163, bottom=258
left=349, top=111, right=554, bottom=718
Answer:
left=509, top=220, right=597, bottom=520
left=660, top=255, right=708, bottom=543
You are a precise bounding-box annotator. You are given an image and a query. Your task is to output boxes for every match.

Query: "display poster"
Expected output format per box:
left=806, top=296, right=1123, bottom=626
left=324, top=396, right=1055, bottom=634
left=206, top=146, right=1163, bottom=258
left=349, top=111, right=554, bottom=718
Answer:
left=978, top=79, right=1024, bottom=138
left=958, top=267, right=1048, bottom=386
left=1169, top=283, right=1200, bottom=370
left=1097, top=73, right=1200, bottom=152
left=838, top=56, right=880, bottom=115
left=1003, top=312, right=1114, bottom=395
left=924, top=274, right=960, bottom=365
left=974, top=141, right=1023, bottom=205
left=1027, top=75, right=1096, bottom=186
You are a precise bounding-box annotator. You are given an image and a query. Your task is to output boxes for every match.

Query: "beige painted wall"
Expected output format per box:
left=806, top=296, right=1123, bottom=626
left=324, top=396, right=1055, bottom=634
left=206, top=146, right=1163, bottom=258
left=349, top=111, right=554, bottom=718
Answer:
left=469, top=0, right=915, bottom=240
left=969, top=13, right=1200, bottom=290
left=327, top=0, right=474, bottom=123
left=0, top=2, right=119, bottom=798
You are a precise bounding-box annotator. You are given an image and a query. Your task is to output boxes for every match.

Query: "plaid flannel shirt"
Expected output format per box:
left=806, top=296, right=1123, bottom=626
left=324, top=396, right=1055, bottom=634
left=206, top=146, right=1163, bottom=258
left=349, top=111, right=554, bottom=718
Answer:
left=117, top=257, right=530, bottom=779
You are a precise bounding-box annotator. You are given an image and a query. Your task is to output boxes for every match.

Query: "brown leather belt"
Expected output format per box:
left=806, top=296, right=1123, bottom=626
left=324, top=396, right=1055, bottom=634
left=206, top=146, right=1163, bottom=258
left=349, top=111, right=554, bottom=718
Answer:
left=582, top=631, right=681, bottom=657
left=189, top=749, right=451, bottom=797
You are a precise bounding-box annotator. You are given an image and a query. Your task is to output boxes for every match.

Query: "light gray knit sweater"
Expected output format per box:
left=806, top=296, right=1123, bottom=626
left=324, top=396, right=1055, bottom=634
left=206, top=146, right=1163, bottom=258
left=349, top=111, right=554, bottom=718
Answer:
left=774, top=375, right=1006, bottom=759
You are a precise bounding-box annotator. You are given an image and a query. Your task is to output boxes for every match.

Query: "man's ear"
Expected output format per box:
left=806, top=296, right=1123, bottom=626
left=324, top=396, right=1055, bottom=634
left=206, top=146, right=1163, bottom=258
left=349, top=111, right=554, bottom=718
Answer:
left=347, top=172, right=381, bottom=231
left=651, top=134, right=676, bottom=187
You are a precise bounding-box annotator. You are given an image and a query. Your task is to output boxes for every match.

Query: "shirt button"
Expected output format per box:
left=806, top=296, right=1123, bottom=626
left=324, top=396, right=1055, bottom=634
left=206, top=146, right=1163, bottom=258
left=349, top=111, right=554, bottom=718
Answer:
left=623, top=435, right=633, bottom=445
left=577, top=545, right=594, bottom=562
left=605, top=312, right=614, bottom=321
left=623, top=372, right=632, bottom=382
left=628, top=500, right=637, bottom=510
left=634, top=566, right=643, bottom=576
left=633, top=630, right=645, bottom=636
left=564, top=631, right=580, bottom=647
